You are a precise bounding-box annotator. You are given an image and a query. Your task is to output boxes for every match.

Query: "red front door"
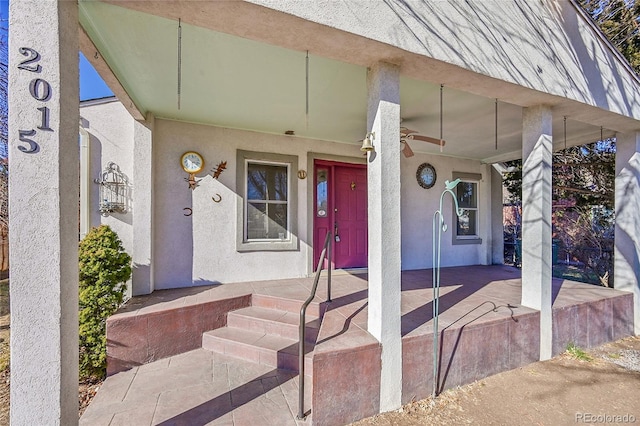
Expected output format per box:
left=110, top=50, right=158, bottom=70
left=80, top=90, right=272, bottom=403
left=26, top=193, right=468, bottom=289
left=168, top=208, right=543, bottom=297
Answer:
left=313, top=161, right=368, bottom=269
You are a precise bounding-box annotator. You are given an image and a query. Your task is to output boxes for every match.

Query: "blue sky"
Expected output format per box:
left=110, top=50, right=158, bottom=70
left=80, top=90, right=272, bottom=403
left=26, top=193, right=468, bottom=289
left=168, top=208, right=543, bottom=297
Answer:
left=1, top=0, right=114, bottom=101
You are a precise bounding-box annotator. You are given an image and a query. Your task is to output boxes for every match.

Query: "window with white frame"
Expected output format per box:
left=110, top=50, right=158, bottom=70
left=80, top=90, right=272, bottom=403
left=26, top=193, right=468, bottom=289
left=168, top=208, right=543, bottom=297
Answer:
left=237, top=150, right=298, bottom=251
left=452, top=172, right=482, bottom=244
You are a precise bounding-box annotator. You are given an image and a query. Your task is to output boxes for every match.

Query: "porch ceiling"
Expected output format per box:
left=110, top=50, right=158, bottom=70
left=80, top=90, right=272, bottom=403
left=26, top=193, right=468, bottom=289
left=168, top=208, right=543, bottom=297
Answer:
left=80, top=1, right=615, bottom=163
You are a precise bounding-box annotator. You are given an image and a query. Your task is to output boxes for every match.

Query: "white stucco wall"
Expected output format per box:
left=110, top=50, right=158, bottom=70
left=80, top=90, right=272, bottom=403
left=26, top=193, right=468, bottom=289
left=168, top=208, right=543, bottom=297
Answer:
left=79, top=99, right=134, bottom=254
left=400, top=155, right=491, bottom=270
left=153, top=119, right=493, bottom=288
left=80, top=102, right=495, bottom=288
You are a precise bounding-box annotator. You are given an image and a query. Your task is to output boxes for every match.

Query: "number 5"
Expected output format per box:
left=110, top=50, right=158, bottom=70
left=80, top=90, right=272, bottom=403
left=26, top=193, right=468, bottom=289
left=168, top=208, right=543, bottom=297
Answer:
left=18, top=129, right=39, bottom=153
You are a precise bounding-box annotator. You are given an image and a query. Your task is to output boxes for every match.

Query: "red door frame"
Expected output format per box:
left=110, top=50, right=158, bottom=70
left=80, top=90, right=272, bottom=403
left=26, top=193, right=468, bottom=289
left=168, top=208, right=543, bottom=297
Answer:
left=313, top=160, right=367, bottom=269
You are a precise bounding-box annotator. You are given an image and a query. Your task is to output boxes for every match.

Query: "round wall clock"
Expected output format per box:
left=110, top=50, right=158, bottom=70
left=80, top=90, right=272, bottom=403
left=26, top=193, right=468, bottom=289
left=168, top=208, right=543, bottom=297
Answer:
left=180, top=151, right=204, bottom=174
left=416, top=163, right=437, bottom=189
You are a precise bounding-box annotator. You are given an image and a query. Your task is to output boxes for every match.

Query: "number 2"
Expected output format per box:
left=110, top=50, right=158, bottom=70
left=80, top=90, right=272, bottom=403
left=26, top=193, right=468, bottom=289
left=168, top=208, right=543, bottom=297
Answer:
left=18, top=47, right=41, bottom=73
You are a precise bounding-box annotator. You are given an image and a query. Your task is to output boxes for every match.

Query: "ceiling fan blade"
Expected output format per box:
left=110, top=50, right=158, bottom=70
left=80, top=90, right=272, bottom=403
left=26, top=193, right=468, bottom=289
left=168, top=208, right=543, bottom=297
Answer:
left=401, top=140, right=414, bottom=157
left=400, top=127, right=419, bottom=135
left=412, top=134, right=446, bottom=146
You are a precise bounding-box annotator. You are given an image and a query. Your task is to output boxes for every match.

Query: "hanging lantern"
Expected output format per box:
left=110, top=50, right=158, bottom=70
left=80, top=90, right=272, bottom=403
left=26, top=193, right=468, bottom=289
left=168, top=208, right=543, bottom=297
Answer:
left=94, top=162, right=128, bottom=216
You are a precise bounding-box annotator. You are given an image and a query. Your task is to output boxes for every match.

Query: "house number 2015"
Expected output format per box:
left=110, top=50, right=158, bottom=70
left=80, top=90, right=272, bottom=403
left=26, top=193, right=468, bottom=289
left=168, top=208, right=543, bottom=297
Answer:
left=16, top=47, right=53, bottom=153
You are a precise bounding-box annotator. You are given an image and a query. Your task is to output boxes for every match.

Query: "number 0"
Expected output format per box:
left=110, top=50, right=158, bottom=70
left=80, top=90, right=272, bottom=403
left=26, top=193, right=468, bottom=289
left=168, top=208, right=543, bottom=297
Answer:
left=29, top=78, right=51, bottom=101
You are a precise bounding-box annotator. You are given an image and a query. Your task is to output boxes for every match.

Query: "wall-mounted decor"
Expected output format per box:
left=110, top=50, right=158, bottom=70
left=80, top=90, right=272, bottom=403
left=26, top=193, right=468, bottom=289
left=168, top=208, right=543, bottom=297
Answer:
left=211, top=161, right=227, bottom=179
left=297, top=170, right=307, bottom=179
left=211, top=194, right=222, bottom=203
left=181, top=151, right=204, bottom=190
left=416, top=163, right=437, bottom=189
left=94, top=162, right=128, bottom=216
left=183, top=207, right=192, bottom=217
left=185, top=174, right=201, bottom=190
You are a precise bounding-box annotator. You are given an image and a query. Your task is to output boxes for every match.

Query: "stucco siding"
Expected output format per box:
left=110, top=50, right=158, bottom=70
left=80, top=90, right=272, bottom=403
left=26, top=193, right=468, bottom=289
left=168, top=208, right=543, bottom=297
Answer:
left=80, top=99, right=134, bottom=254
left=81, top=102, right=494, bottom=288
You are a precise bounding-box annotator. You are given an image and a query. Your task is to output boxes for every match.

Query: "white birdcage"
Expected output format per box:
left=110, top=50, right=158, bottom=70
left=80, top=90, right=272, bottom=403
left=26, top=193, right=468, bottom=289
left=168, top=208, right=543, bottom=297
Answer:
left=94, top=162, right=128, bottom=216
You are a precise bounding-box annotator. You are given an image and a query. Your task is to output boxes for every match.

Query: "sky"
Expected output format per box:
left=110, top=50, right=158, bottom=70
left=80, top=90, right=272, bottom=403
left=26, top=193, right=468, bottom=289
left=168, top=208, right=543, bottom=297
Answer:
left=1, top=0, right=114, bottom=101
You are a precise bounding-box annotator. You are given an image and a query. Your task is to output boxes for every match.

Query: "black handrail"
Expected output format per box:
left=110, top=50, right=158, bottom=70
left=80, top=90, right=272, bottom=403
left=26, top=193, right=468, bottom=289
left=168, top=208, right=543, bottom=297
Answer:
left=297, top=231, right=332, bottom=420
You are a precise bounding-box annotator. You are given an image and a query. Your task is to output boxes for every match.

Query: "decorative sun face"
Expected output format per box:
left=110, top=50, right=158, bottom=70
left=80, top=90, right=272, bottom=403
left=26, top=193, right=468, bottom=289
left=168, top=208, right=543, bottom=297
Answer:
left=180, top=151, right=204, bottom=174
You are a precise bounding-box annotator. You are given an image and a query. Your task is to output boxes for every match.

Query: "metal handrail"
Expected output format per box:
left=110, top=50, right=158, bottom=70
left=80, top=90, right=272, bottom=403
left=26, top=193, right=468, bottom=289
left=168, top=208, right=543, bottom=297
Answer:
left=297, top=231, right=332, bottom=420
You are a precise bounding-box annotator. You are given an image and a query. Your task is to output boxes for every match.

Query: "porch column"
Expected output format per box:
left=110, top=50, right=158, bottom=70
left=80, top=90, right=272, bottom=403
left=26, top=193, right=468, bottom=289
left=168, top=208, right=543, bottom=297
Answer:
left=490, top=165, right=504, bottom=264
left=520, top=105, right=553, bottom=360
left=366, top=62, right=402, bottom=412
left=132, top=114, right=155, bottom=295
left=614, top=131, right=640, bottom=335
left=8, top=1, right=79, bottom=424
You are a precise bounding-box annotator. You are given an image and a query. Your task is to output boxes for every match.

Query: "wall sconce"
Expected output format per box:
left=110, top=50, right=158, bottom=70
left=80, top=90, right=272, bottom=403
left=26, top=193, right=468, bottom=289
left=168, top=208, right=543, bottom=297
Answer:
left=94, top=162, right=129, bottom=216
left=360, top=132, right=375, bottom=152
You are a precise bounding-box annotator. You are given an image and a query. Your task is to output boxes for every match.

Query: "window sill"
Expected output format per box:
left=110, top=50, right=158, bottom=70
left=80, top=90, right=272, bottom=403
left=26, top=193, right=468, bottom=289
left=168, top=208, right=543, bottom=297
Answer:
left=237, top=240, right=298, bottom=252
left=452, top=237, right=482, bottom=245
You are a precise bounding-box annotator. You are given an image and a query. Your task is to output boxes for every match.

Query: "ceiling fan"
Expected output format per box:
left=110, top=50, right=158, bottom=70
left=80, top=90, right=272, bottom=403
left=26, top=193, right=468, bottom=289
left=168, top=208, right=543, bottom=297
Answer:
left=400, top=127, right=446, bottom=158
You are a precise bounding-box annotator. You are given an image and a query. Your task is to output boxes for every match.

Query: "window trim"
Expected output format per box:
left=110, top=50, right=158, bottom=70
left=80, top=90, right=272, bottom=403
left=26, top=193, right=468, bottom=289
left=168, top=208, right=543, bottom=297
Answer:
left=236, top=150, right=298, bottom=252
left=452, top=172, right=483, bottom=245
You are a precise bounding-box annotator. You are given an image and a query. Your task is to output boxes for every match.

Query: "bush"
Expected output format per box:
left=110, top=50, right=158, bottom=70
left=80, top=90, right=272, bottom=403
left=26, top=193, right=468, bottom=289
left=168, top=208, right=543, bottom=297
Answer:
left=79, top=225, right=131, bottom=379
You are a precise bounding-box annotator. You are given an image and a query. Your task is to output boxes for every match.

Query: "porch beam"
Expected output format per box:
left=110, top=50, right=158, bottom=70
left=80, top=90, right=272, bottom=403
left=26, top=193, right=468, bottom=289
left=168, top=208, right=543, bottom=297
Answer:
left=8, top=0, right=79, bottom=423
left=520, top=105, right=553, bottom=361
left=614, top=131, right=640, bottom=335
left=366, top=62, right=402, bottom=412
left=132, top=114, right=155, bottom=295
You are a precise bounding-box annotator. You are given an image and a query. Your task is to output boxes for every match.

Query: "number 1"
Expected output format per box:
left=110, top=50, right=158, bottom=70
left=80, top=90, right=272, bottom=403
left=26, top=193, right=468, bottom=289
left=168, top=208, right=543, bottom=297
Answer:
left=37, top=107, right=51, bottom=130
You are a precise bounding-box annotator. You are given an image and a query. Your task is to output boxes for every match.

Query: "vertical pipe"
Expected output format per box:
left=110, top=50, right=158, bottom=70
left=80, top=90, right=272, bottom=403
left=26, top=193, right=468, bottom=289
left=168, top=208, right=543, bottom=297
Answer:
left=297, top=304, right=307, bottom=419
left=327, top=231, right=332, bottom=302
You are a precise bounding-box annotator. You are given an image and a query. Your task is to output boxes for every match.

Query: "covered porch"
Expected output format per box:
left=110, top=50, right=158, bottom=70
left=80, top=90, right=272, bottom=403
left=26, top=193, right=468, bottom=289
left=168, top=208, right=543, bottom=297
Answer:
left=8, top=1, right=640, bottom=424
left=82, top=265, right=633, bottom=425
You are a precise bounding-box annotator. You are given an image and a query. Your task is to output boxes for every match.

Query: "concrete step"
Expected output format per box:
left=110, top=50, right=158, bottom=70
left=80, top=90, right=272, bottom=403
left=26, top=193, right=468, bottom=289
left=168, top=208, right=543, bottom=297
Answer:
left=252, top=294, right=327, bottom=318
left=227, top=306, right=321, bottom=343
left=202, top=327, right=314, bottom=374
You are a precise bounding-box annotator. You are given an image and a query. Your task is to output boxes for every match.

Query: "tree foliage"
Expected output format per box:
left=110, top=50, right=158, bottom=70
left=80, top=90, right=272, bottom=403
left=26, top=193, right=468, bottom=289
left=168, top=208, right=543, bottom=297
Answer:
left=79, top=225, right=131, bottom=379
left=503, top=139, right=616, bottom=285
left=579, top=0, right=640, bottom=73
left=0, top=25, right=7, bottom=227
left=503, top=139, right=615, bottom=209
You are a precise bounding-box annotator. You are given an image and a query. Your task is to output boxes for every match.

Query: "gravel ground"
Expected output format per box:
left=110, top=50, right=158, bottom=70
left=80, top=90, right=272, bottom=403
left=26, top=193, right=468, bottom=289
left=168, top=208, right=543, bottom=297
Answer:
left=607, top=349, right=640, bottom=372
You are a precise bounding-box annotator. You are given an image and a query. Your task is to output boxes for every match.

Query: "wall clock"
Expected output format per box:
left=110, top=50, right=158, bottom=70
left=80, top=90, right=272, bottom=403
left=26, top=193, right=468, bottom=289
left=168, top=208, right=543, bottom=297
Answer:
left=416, top=163, right=437, bottom=189
left=181, top=151, right=204, bottom=174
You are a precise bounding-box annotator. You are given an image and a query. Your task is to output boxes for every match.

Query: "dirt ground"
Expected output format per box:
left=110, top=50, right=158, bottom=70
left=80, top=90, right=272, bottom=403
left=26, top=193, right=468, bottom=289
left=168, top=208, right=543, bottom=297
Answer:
left=352, top=335, right=640, bottom=426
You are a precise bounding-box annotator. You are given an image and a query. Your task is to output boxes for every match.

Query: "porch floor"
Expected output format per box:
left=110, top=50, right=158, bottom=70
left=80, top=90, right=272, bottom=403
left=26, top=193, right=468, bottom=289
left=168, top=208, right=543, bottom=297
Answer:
left=81, top=265, right=634, bottom=425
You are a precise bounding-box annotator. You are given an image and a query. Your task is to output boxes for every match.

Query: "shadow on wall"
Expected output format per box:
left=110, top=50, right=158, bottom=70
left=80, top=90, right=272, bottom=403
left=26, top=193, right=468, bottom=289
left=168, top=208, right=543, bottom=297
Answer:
left=381, top=0, right=637, bottom=115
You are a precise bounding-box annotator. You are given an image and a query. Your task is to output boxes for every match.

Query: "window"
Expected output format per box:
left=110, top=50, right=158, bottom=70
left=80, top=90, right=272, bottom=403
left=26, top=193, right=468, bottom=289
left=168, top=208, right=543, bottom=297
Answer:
left=246, top=162, right=288, bottom=240
left=237, top=150, right=298, bottom=251
left=456, top=181, right=478, bottom=237
left=316, top=169, right=328, bottom=217
left=452, top=172, right=482, bottom=244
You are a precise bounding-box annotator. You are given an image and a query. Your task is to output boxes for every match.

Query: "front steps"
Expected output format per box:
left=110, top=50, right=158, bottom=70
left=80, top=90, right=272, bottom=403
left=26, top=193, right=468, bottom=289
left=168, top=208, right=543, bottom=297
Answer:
left=202, top=293, right=325, bottom=374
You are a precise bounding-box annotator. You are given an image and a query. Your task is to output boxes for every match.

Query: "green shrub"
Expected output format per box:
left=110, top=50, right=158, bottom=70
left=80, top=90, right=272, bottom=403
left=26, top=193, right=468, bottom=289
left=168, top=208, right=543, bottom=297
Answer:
left=566, top=342, right=592, bottom=362
left=79, top=225, right=131, bottom=379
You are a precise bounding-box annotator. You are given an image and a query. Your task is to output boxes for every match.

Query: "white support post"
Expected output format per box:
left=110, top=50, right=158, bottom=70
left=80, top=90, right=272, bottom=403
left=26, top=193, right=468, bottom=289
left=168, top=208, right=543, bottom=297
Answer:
left=8, top=1, right=79, bottom=424
left=490, top=165, right=504, bottom=265
left=132, top=115, right=155, bottom=295
left=614, top=131, right=640, bottom=335
left=79, top=127, right=91, bottom=240
left=366, top=62, right=402, bottom=412
left=521, top=105, right=553, bottom=360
